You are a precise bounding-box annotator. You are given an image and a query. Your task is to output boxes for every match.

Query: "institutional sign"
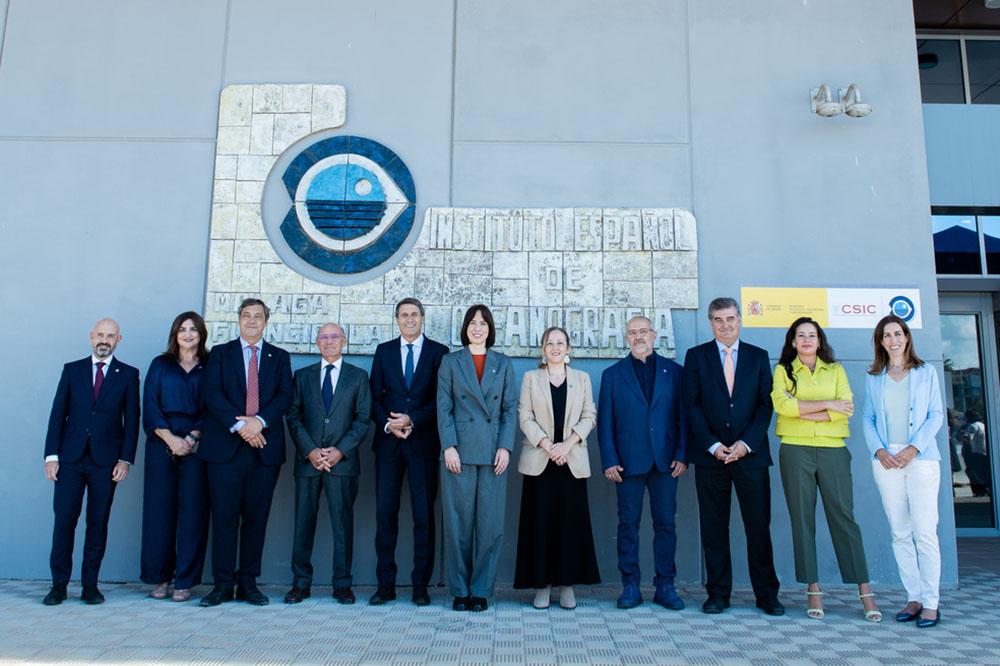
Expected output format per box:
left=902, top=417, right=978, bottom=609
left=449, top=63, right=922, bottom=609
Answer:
left=204, top=84, right=700, bottom=357
left=741, top=287, right=923, bottom=329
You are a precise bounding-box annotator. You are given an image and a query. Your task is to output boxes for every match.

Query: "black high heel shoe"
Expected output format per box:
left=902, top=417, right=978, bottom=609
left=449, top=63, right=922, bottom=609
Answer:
left=916, top=610, right=940, bottom=628
left=895, top=605, right=922, bottom=622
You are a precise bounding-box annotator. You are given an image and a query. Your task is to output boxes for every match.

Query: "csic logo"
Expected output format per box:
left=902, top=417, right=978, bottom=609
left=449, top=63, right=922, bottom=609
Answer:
left=889, top=295, right=915, bottom=322
left=276, top=135, right=416, bottom=276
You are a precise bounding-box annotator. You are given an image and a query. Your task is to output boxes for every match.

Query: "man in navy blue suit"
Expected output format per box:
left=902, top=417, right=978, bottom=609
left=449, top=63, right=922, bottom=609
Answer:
left=368, top=298, right=449, bottom=606
left=43, top=318, right=140, bottom=605
left=682, top=297, right=782, bottom=616
left=198, top=298, right=293, bottom=607
left=599, top=315, right=687, bottom=610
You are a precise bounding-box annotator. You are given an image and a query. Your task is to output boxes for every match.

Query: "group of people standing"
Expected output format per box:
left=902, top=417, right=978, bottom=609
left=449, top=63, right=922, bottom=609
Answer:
left=41, top=295, right=944, bottom=628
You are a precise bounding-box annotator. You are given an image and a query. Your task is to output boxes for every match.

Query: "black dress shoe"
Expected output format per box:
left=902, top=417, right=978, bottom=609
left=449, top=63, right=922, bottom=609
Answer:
left=81, top=585, right=105, bottom=605
left=43, top=583, right=67, bottom=606
left=702, top=597, right=730, bottom=614
left=896, top=607, right=922, bottom=622
left=917, top=611, right=940, bottom=628
left=333, top=587, right=356, bottom=604
left=756, top=598, right=785, bottom=616
left=452, top=596, right=470, bottom=611
left=236, top=583, right=269, bottom=606
left=369, top=587, right=396, bottom=605
left=199, top=586, right=235, bottom=607
left=469, top=596, right=488, bottom=612
left=283, top=586, right=310, bottom=604
left=412, top=586, right=431, bottom=606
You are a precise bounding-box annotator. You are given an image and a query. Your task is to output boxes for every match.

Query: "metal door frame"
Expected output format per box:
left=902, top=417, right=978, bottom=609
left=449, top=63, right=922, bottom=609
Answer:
left=940, top=292, right=1000, bottom=535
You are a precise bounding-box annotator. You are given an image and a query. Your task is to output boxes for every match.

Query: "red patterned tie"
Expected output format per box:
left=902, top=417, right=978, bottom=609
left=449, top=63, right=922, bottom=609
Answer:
left=93, top=361, right=106, bottom=403
left=246, top=346, right=259, bottom=417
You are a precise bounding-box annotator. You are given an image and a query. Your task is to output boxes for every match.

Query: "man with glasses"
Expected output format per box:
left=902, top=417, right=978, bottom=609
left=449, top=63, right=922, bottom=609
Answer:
left=368, top=298, right=449, bottom=606
left=598, top=315, right=687, bottom=610
left=284, top=323, right=371, bottom=605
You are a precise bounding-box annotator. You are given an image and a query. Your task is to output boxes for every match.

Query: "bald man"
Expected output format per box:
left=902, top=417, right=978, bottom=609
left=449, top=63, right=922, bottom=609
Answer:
left=43, top=318, right=140, bottom=605
left=284, top=324, right=372, bottom=605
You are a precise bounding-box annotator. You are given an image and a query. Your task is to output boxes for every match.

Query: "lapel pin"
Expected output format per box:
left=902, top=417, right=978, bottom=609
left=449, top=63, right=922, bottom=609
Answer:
left=268, top=353, right=272, bottom=358
left=115, top=368, right=120, bottom=373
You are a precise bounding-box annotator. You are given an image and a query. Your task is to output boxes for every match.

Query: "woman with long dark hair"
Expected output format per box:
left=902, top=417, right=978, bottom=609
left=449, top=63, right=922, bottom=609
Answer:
left=862, top=315, right=943, bottom=627
left=437, top=305, right=518, bottom=612
left=513, top=326, right=600, bottom=609
left=771, top=317, right=881, bottom=622
left=141, top=311, right=211, bottom=602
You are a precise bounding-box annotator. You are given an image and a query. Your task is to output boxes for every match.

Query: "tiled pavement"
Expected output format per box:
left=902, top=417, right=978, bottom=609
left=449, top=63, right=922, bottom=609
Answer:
left=2, top=540, right=998, bottom=665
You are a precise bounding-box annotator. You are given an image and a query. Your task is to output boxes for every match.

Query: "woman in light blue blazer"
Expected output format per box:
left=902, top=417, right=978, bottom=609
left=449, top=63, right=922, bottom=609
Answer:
left=862, top=314, right=944, bottom=628
left=437, top=304, right=518, bottom=612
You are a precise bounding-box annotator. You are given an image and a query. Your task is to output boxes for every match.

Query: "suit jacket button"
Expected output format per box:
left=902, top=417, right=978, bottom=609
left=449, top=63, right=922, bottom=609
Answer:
left=725, top=422, right=730, bottom=428
left=487, top=418, right=492, bottom=423
left=325, top=418, right=330, bottom=424
left=469, top=418, right=474, bottom=423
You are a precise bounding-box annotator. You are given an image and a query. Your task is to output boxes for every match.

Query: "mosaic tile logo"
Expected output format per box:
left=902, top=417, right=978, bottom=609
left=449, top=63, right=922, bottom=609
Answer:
left=277, top=136, right=416, bottom=275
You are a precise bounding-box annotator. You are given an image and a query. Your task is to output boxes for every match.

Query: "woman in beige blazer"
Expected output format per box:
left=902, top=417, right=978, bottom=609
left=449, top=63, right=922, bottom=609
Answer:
left=513, top=326, right=601, bottom=609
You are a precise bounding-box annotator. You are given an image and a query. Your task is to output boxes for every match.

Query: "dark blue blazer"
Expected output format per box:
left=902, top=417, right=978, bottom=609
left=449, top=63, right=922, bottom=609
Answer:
left=370, top=336, right=449, bottom=459
left=198, top=338, right=293, bottom=466
left=598, top=353, right=687, bottom=475
left=44, top=357, right=141, bottom=466
left=681, top=340, right=774, bottom=468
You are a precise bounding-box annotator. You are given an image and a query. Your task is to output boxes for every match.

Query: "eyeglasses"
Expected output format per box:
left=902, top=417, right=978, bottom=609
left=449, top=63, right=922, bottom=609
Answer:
left=626, top=328, right=651, bottom=338
left=317, top=333, right=343, bottom=342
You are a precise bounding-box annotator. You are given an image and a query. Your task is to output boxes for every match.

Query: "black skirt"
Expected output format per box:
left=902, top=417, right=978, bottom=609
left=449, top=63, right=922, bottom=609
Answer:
left=513, top=461, right=601, bottom=588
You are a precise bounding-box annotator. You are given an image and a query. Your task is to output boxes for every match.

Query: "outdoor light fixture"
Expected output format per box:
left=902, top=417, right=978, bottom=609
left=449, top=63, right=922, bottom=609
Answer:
left=986, top=0, right=1000, bottom=10
left=840, top=84, right=872, bottom=118
left=810, top=84, right=872, bottom=118
left=810, top=84, right=843, bottom=117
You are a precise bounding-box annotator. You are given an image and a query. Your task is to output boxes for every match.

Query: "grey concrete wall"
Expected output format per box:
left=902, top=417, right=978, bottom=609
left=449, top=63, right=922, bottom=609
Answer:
left=0, top=0, right=955, bottom=593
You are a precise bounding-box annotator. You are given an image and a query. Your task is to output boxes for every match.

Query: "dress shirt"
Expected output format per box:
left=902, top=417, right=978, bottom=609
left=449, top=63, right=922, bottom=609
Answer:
left=630, top=352, right=657, bottom=404
left=321, top=357, right=342, bottom=394
left=231, top=337, right=266, bottom=431
left=708, top=340, right=752, bottom=456
left=45, top=354, right=128, bottom=465
left=400, top=334, right=424, bottom=371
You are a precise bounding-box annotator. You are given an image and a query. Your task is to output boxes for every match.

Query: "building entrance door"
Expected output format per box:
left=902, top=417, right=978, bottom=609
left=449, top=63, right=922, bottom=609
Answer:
left=940, top=293, right=998, bottom=533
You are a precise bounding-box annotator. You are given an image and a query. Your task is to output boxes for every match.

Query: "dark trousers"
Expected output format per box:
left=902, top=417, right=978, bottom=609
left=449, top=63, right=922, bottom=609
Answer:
left=616, top=469, right=677, bottom=586
left=50, top=451, right=118, bottom=586
left=374, top=446, right=438, bottom=588
left=292, top=473, right=359, bottom=588
left=695, top=463, right=780, bottom=601
left=779, top=444, right=869, bottom=584
left=140, top=438, right=210, bottom=589
left=205, top=446, right=280, bottom=587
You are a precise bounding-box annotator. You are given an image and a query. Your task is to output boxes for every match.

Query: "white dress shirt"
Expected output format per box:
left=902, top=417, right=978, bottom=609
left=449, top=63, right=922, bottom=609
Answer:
left=231, top=337, right=267, bottom=431
left=320, top=357, right=342, bottom=396
left=45, top=354, right=126, bottom=464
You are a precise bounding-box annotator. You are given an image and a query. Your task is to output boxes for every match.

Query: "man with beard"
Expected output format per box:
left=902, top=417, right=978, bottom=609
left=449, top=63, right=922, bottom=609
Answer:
left=43, top=318, right=140, bottom=605
left=598, top=315, right=687, bottom=611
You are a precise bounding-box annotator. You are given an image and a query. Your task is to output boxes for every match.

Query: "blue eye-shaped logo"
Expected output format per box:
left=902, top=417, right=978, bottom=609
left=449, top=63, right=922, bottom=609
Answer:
left=889, top=295, right=915, bottom=321
left=276, top=135, right=415, bottom=275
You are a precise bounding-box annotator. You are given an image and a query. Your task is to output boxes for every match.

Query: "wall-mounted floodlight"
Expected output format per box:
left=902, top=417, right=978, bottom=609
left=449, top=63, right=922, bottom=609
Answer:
left=810, top=84, right=843, bottom=117
left=840, top=84, right=872, bottom=118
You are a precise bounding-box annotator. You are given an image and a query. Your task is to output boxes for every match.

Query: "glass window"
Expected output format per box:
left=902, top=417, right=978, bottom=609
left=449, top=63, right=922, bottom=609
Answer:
left=982, top=216, right=1000, bottom=274
left=967, top=40, right=1000, bottom=104
left=917, top=39, right=966, bottom=103
left=933, top=215, right=981, bottom=274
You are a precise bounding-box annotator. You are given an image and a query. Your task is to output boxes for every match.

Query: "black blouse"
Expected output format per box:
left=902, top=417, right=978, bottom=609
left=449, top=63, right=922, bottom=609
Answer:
left=550, top=380, right=567, bottom=444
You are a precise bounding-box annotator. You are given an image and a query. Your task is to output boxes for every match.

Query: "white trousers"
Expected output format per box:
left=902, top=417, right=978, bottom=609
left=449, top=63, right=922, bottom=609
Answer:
left=871, top=457, right=941, bottom=608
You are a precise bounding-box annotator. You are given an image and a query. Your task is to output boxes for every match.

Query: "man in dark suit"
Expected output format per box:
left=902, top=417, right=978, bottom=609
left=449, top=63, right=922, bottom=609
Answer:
left=598, top=315, right=687, bottom=611
left=43, top=318, right=140, bottom=605
left=682, top=297, right=783, bottom=616
left=283, top=322, right=371, bottom=605
left=198, top=298, right=293, bottom=607
left=368, top=298, right=449, bottom=606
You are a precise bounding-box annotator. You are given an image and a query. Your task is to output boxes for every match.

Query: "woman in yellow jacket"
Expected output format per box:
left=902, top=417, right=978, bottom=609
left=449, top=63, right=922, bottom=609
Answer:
left=772, top=317, right=881, bottom=622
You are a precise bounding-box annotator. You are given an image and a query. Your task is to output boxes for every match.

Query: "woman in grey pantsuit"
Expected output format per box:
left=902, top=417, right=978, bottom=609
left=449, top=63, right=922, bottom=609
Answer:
left=437, top=305, right=518, bottom=612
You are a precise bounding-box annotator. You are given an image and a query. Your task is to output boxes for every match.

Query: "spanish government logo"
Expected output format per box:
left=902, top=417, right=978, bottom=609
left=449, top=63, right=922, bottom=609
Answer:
left=271, top=135, right=416, bottom=278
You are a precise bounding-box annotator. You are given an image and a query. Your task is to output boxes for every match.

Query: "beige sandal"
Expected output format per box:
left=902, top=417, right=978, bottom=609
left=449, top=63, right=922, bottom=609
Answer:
left=806, top=590, right=824, bottom=619
left=150, top=583, right=171, bottom=600
left=172, top=588, right=192, bottom=602
left=859, top=593, right=882, bottom=622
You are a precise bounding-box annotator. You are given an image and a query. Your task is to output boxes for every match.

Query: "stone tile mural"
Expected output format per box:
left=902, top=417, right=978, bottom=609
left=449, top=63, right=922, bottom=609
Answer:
left=204, top=85, right=699, bottom=358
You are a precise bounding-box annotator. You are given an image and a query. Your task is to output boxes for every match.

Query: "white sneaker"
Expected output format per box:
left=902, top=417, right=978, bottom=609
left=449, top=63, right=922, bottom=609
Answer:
left=533, top=586, right=551, bottom=609
left=559, top=586, right=576, bottom=609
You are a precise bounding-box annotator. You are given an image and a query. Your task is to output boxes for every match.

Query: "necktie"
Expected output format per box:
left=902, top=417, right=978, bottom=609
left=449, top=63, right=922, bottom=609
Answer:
left=723, top=347, right=735, bottom=397
left=404, top=343, right=415, bottom=389
left=246, top=345, right=259, bottom=416
left=322, top=364, right=334, bottom=412
left=93, top=361, right=106, bottom=403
